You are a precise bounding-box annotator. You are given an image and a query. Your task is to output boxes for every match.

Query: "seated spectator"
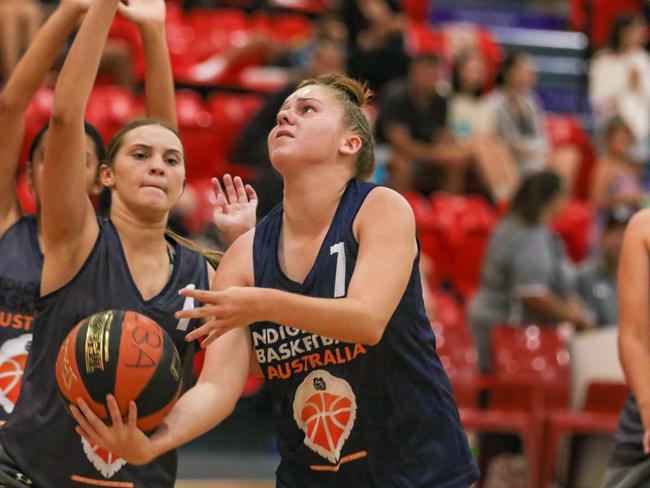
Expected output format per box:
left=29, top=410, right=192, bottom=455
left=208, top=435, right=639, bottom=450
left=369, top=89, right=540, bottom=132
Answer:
left=590, top=116, right=645, bottom=212
left=491, top=51, right=580, bottom=186
left=449, top=49, right=519, bottom=202
left=376, top=53, right=470, bottom=195
left=0, top=0, right=43, bottom=80
left=590, top=13, right=650, bottom=162
left=468, top=170, right=595, bottom=374
left=229, top=38, right=347, bottom=217
left=576, top=206, right=633, bottom=327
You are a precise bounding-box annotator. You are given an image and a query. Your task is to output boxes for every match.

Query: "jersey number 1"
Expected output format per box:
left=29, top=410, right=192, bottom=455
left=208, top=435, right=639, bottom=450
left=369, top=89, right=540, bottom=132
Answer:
left=330, top=242, right=346, bottom=298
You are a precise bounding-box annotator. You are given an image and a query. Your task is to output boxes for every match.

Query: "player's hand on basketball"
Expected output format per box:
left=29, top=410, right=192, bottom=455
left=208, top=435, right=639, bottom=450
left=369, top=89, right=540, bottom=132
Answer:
left=177, top=286, right=261, bottom=347
left=117, top=0, right=166, bottom=27
left=70, top=395, right=156, bottom=465
left=212, top=174, right=258, bottom=246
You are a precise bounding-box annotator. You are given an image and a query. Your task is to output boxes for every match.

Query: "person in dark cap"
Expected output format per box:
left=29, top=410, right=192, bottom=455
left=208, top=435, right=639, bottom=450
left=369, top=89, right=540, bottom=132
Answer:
left=576, top=205, right=635, bottom=326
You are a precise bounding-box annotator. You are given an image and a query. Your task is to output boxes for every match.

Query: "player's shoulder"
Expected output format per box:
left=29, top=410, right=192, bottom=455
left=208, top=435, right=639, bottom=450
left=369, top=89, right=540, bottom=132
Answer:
left=361, top=185, right=414, bottom=219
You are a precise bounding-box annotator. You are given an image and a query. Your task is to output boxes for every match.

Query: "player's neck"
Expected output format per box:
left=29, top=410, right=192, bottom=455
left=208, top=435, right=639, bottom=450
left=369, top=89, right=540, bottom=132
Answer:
left=283, top=174, right=348, bottom=234
left=109, top=207, right=168, bottom=253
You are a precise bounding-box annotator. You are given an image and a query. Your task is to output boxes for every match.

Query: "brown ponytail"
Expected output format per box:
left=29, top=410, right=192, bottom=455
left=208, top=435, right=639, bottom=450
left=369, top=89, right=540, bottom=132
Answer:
left=165, top=229, right=223, bottom=269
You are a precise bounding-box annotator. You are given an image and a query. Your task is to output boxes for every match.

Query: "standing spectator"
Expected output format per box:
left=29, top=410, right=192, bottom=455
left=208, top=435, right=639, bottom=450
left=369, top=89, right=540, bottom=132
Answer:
left=576, top=206, right=633, bottom=327
left=590, top=14, right=650, bottom=162
left=468, top=170, right=594, bottom=374
left=449, top=49, right=519, bottom=202
left=491, top=51, right=580, bottom=186
left=376, top=53, right=469, bottom=195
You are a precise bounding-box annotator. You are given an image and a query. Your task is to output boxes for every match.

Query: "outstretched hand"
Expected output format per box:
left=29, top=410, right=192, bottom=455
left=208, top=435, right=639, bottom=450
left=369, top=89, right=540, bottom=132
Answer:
left=117, top=0, right=166, bottom=26
left=70, top=395, right=157, bottom=465
left=212, top=174, right=258, bottom=246
left=176, top=286, right=263, bottom=348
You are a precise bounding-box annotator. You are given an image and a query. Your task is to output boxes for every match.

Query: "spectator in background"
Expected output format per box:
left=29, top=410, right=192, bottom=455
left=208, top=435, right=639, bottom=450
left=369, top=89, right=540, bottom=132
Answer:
left=0, top=0, right=43, bottom=80
left=468, top=170, right=595, bottom=374
left=576, top=206, right=633, bottom=327
left=590, top=13, right=650, bottom=162
left=229, top=38, right=347, bottom=217
left=590, top=116, right=645, bottom=212
left=491, top=51, right=580, bottom=186
left=376, top=53, right=469, bottom=195
left=341, top=0, right=410, bottom=92
left=449, top=49, right=519, bottom=203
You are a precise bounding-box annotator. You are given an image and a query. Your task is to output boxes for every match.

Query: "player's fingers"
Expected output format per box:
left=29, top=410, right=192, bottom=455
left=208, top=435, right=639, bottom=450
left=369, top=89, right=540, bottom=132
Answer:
left=106, top=394, right=123, bottom=428
left=223, top=174, right=238, bottom=203
left=233, top=176, right=247, bottom=202
left=127, top=401, right=138, bottom=429
left=70, top=402, right=105, bottom=439
left=245, top=184, right=258, bottom=202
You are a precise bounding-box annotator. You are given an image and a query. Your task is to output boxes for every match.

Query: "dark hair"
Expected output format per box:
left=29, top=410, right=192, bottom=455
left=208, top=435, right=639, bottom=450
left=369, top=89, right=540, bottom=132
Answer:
left=609, top=13, right=644, bottom=52
left=298, top=74, right=375, bottom=180
left=604, top=205, right=635, bottom=231
left=509, top=170, right=564, bottom=224
left=604, top=115, right=635, bottom=142
left=103, top=118, right=222, bottom=267
left=28, top=121, right=106, bottom=170
left=496, top=51, right=529, bottom=87
left=452, top=49, right=485, bottom=97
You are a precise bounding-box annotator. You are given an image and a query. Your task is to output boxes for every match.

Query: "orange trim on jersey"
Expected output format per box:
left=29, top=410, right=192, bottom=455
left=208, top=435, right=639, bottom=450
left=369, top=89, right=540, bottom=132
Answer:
left=309, top=450, right=368, bottom=472
left=70, top=475, right=134, bottom=487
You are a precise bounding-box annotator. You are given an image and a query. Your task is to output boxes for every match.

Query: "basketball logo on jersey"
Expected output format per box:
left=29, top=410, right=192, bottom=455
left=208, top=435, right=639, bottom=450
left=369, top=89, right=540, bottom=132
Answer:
left=0, top=333, right=31, bottom=413
left=81, top=437, right=127, bottom=478
left=293, top=370, right=357, bottom=464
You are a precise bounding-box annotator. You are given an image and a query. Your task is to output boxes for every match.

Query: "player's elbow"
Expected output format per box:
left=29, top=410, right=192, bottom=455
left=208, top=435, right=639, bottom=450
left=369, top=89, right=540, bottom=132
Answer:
left=362, top=317, right=388, bottom=346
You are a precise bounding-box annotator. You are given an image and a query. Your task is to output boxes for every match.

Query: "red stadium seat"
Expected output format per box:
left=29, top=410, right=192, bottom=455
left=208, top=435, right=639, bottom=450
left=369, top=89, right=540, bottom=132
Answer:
left=207, top=93, right=263, bottom=176
left=434, top=323, right=546, bottom=488
left=175, top=90, right=223, bottom=181
left=545, top=115, right=595, bottom=201
left=22, top=87, right=53, bottom=167
left=543, top=380, right=628, bottom=488
left=551, top=199, right=595, bottom=263
left=86, top=86, right=135, bottom=143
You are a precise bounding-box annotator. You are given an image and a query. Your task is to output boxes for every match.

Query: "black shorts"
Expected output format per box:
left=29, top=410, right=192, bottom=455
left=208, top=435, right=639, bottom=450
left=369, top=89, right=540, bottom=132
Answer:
left=0, top=442, right=33, bottom=488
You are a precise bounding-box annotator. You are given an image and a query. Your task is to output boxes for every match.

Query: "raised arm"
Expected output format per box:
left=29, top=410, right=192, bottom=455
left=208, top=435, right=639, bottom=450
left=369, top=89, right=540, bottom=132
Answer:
left=70, top=230, right=256, bottom=463
left=180, top=187, right=418, bottom=347
left=617, top=209, right=650, bottom=453
left=0, top=0, right=89, bottom=234
left=117, top=0, right=176, bottom=128
left=40, top=0, right=119, bottom=292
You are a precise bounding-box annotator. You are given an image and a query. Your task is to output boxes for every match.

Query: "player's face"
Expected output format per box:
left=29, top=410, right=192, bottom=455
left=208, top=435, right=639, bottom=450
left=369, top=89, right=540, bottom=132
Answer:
left=29, top=133, right=101, bottom=211
left=268, top=85, right=351, bottom=173
left=106, top=125, right=185, bottom=217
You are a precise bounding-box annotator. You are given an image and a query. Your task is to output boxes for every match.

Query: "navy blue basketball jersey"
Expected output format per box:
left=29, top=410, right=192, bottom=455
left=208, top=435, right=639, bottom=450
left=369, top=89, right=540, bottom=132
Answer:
left=251, top=180, right=479, bottom=487
left=0, top=215, right=42, bottom=420
left=1, top=218, right=209, bottom=488
left=609, top=394, right=647, bottom=467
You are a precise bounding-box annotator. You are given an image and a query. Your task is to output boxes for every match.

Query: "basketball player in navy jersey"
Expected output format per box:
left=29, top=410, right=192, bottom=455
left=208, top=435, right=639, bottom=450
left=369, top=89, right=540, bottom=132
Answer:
left=0, top=0, right=257, bottom=487
left=604, top=208, right=650, bottom=487
left=75, top=74, right=479, bottom=487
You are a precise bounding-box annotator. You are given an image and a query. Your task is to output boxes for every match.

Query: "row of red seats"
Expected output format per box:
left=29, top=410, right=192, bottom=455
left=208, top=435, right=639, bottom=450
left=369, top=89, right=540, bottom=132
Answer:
left=109, top=4, right=313, bottom=90
left=20, top=86, right=263, bottom=182
left=435, top=323, right=627, bottom=488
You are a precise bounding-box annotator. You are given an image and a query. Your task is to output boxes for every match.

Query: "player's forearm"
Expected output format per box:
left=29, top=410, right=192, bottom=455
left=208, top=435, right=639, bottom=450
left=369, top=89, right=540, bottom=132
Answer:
left=51, top=0, right=119, bottom=124
left=259, top=288, right=386, bottom=345
left=0, top=3, right=82, bottom=114
left=140, top=21, right=176, bottom=129
left=620, top=332, right=650, bottom=427
left=148, top=381, right=238, bottom=460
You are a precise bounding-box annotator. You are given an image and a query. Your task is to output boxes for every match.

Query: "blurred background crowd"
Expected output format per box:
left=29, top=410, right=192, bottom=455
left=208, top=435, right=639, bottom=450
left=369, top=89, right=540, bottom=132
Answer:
left=3, top=0, right=650, bottom=486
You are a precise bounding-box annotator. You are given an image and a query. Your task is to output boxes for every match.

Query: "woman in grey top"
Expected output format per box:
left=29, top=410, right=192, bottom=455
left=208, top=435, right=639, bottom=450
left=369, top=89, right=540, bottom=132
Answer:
left=468, top=170, right=595, bottom=373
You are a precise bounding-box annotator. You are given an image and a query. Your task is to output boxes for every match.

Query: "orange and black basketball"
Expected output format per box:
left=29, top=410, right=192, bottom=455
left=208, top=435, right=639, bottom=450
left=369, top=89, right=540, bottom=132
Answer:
left=55, top=310, right=182, bottom=432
